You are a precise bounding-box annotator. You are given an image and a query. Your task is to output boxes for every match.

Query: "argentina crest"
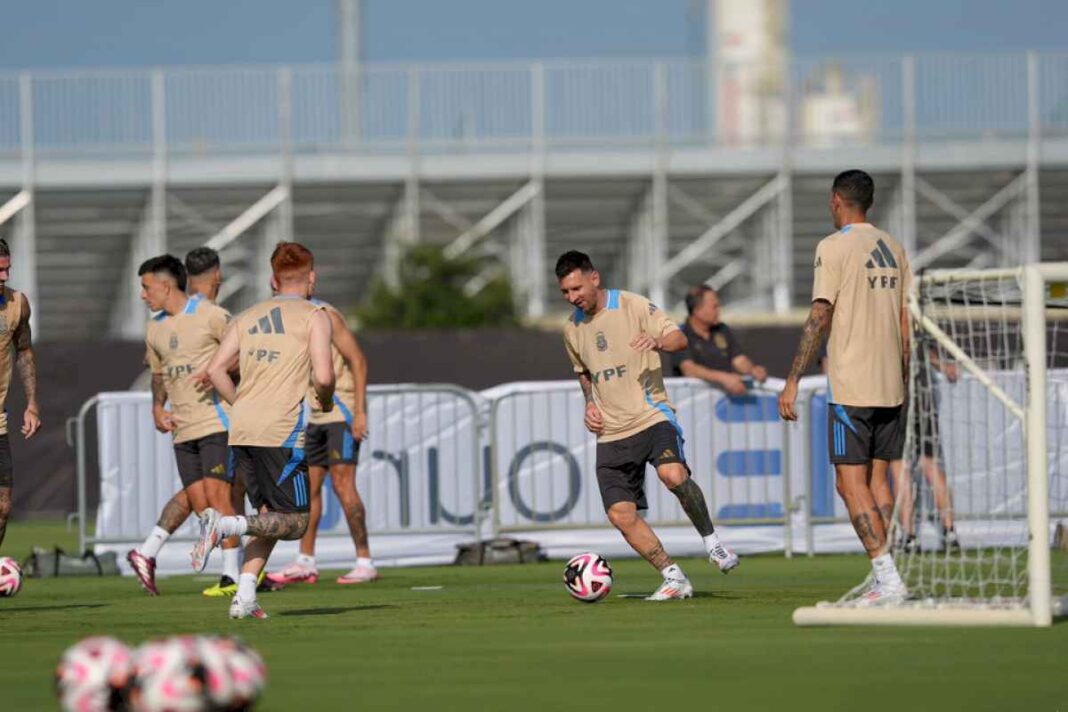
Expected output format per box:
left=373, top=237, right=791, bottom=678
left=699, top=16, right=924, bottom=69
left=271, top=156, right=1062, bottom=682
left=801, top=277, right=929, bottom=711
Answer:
left=595, top=330, right=608, bottom=352
left=169, top=332, right=179, bottom=350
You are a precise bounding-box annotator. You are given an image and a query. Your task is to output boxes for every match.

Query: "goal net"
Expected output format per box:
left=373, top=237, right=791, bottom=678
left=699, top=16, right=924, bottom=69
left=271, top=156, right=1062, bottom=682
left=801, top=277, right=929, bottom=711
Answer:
left=795, top=264, right=1068, bottom=626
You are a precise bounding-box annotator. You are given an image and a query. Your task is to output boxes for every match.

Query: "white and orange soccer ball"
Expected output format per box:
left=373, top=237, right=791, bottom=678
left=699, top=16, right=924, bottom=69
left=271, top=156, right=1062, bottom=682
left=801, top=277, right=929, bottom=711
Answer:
left=55, top=636, right=134, bottom=712
left=0, top=556, right=22, bottom=597
left=563, top=552, right=613, bottom=603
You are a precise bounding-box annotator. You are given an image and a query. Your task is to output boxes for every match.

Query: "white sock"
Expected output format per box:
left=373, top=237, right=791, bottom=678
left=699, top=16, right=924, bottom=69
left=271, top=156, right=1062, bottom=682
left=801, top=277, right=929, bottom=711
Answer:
left=219, top=516, right=249, bottom=538
left=139, top=526, right=170, bottom=559
left=702, top=532, right=723, bottom=554
left=296, top=553, right=316, bottom=568
left=221, top=547, right=241, bottom=582
left=237, top=572, right=258, bottom=602
left=357, top=557, right=375, bottom=569
left=660, top=563, right=686, bottom=581
left=871, top=553, right=902, bottom=586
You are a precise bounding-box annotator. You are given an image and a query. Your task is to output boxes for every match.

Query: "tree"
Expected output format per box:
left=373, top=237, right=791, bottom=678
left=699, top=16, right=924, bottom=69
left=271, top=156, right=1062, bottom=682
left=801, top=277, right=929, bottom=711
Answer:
left=357, top=244, right=517, bottom=328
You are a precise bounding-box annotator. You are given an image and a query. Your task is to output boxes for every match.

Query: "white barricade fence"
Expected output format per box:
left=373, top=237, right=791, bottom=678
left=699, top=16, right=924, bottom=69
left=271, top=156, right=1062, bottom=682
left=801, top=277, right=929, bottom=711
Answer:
left=77, top=373, right=1063, bottom=575
left=79, top=386, right=484, bottom=576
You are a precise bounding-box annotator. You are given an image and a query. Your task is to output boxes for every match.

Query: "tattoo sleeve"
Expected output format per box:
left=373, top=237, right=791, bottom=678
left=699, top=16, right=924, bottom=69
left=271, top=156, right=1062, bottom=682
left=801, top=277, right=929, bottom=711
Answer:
left=670, top=478, right=716, bottom=537
left=13, top=308, right=36, bottom=406
left=245, top=512, right=310, bottom=540
left=787, top=300, right=834, bottom=381
left=642, top=542, right=674, bottom=571
left=156, top=492, right=191, bottom=533
left=578, top=372, right=595, bottom=404
left=151, top=374, right=167, bottom=408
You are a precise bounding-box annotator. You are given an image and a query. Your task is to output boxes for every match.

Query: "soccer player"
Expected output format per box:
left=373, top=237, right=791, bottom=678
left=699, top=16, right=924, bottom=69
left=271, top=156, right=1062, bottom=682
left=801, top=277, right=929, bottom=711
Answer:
left=192, top=242, right=335, bottom=619
left=670, top=285, right=769, bottom=394
left=267, top=298, right=372, bottom=585
left=0, top=239, right=41, bottom=549
left=126, top=253, right=241, bottom=596
left=779, top=169, right=911, bottom=605
left=892, top=346, right=961, bottom=553
left=556, top=250, right=738, bottom=601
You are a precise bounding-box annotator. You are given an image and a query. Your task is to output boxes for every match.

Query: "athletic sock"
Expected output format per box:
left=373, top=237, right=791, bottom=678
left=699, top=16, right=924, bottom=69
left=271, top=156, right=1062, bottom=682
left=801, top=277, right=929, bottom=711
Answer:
left=660, top=563, right=686, bottom=581
left=237, top=573, right=258, bottom=602
left=356, top=557, right=375, bottom=569
left=218, top=516, right=249, bottom=538
left=221, top=547, right=241, bottom=582
left=702, top=532, right=725, bottom=555
left=139, top=526, right=170, bottom=558
left=296, top=553, right=316, bottom=568
left=871, top=553, right=903, bottom=587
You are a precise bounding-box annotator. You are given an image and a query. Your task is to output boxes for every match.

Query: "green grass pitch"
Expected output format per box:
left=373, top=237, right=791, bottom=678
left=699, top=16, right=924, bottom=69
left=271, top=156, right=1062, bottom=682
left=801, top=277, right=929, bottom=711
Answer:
left=1, top=521, right=1066, bottom=711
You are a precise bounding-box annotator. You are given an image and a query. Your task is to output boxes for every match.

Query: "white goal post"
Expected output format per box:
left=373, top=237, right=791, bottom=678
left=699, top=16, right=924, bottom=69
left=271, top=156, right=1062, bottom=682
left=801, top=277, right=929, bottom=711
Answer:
left=794, top=263, right=1068, bottom=627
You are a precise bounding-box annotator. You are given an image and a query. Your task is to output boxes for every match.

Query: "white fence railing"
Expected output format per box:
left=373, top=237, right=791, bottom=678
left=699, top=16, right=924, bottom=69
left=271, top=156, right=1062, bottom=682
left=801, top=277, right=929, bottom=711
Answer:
left=4, top=51, right=1067, bottom=157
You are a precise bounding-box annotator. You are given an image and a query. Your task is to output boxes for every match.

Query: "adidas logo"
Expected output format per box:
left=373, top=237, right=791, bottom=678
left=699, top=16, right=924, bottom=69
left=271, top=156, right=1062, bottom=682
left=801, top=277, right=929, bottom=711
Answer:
left=211, top=464, right=225, bottom=475
left=864, top=239, right=899, bottom=269
left=659, top=448, right=675, bottom=459
left=247, top=307, right=286, bottom=335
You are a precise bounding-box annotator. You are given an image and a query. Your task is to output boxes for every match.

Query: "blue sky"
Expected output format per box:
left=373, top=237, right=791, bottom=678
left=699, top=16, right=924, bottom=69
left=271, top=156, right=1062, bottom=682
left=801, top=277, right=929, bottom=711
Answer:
left=0, top=0, right=1062, bottom=70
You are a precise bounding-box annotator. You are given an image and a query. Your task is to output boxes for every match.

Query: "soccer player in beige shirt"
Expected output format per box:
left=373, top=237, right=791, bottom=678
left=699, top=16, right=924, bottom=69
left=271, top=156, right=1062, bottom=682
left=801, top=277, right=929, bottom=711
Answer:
left=0, top=238, right=41, bottom=551
left=127, top=252, right=241, bottom=597
left=779, top=170, right=911, bottom=605
left=193, top=242, right=335, bottom=619
left=557, top=250, right=738, bottom=601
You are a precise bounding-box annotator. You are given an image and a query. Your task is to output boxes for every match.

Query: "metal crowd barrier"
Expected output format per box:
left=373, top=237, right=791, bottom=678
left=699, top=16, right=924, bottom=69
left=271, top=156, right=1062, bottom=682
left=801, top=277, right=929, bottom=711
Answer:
left=68, top=380, right=843, bottom=558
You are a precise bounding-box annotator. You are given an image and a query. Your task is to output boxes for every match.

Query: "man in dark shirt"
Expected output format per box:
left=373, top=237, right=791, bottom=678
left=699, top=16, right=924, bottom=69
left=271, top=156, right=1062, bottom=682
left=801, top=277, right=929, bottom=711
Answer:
left=670, top=286, right=768, bottom=395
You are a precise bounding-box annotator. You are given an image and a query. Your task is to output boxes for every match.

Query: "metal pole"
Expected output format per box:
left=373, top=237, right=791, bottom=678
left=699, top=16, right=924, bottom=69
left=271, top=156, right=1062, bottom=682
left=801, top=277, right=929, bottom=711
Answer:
left=278, top=67, right=295, bottom=243
left=901, top=55, right=918, bottom=256
left=16, top=72, right=37, bottom=337
left=338, top=0, right=362, bottom=143
left=150, top=69, right=167, bottom=255
left=650, top=62, right=669, bottom=306
left=1025, top=51, right=1041, bottom=264
left=1023, top=265, right=1051, bottom=626
left=527, top=63, right=547, bottom=319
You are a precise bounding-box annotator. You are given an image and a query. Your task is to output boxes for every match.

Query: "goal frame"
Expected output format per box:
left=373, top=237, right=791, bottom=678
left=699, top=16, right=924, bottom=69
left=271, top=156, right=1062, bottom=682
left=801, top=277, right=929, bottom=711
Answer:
left=794, top=262, right=1067, bottom=627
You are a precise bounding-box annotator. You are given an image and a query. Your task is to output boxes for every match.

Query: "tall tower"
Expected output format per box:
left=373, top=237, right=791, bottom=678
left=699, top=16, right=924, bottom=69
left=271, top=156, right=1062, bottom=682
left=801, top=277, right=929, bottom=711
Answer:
left=710, top=0, right=789, bottom=146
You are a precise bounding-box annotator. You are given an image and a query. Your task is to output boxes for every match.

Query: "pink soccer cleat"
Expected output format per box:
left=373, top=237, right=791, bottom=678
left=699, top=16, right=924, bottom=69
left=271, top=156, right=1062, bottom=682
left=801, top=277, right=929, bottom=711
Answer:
left=266, top=561, right=319, bottom=585
left=336, top=564, right=379, bottom=585
left=126, top=549, right=160, bottom=596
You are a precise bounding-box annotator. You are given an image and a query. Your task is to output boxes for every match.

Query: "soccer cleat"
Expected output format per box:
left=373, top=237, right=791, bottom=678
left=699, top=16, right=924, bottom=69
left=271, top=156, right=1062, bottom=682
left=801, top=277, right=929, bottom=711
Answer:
left=266, top=561, right=319, bottom=585
left=645, top=578, right=694, bottom=601
left=190, top=508, right=222, bottom=573
left=854, top=581, right=908, bottom=607
left=336, top=564, right=379, bottom=585
left=202, top=575, right=238, bottom=597
left=902, top=534, right=921, bottom=555
left=708, top=543, right=739, bottom=574
left=942, top=529, right=962, bottom=554
left=228, top=597, right=268, bottom=620
left=126, top=549, right=160, bottom=596
left=257, top=570, right=286, bottom=593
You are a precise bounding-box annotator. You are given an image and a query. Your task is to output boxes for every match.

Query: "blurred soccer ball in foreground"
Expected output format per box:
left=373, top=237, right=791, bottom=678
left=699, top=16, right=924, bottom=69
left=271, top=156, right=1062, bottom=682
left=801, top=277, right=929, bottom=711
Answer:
left=55, top=636, right=133, bottom=712
left=0, top=556, right=22, bottom=597
left=564, top=552, right=613, bottom=603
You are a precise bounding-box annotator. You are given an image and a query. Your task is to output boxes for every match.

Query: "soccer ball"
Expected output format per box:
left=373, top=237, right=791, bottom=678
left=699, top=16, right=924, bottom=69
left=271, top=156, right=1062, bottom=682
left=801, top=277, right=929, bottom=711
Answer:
left=563, top=552, right=613, bottom=603
left=0, top=556, right=22, bottom=596
left=128, top=637, right=207, bottom=712
left=196, top=635, right=267, bottom=710
left=55, top=636, right=134, bottom=712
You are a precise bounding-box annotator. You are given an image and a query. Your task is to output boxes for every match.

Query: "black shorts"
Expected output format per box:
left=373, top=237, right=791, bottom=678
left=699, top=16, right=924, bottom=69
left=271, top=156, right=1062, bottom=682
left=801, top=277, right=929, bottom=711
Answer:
left=595, top=420, right=687, bottom=511
left=305, top=422, right=359, bottom=468
left=828, top=404, right=906, bottom=464
left=0, top=434, right=11, bottom=488
left=173, top=431, right=231, bottom=489
left=232, top=445, right=310, bottom=514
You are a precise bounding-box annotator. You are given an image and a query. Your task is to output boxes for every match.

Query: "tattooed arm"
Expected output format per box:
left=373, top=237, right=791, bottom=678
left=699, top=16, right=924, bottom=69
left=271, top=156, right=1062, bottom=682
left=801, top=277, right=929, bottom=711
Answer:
left=13, top=295, right=40, bottom=438
left=778, top=299, right=834, bottom=421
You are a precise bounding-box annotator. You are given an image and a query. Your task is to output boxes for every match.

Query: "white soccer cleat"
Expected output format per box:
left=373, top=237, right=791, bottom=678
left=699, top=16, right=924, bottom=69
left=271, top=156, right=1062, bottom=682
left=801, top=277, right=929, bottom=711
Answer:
left=645, top=578, right=694, bottom=601
left=336, top=564, right=379, bottom=585
left=228, top=597, right=268, bottom=620
left=708, top=543, right=739, bottom=574
left=853, top=581, right=908, bottom=607
left=190, top=508, right=222, bottom=573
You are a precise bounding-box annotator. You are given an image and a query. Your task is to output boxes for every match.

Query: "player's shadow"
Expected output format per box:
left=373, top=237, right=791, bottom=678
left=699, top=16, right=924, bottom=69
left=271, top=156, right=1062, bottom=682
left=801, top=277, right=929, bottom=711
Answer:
left=278, top=604, right=395, bottom=617
left=616, top=592, right=737, bottom=602
left=0, top=603, right=107, bottom=614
